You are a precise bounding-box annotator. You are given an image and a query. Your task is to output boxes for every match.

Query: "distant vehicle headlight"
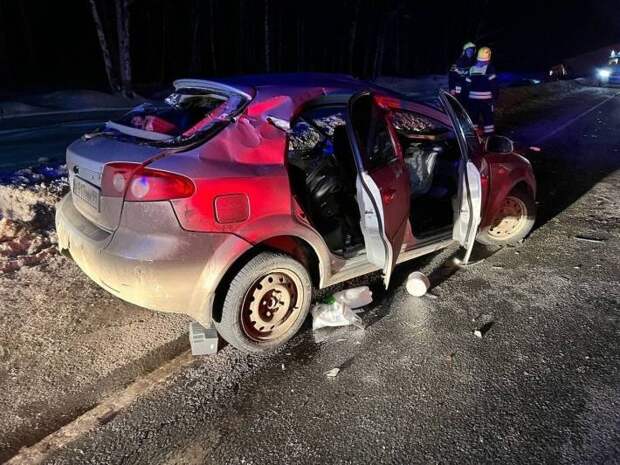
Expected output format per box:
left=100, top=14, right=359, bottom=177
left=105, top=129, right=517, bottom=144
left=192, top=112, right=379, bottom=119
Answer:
left=597, top=68, right=612, bottom=79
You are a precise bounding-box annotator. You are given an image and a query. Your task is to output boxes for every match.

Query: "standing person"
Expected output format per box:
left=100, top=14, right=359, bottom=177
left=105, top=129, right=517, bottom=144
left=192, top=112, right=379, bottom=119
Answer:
left=448, top=42, right=476, bottom=103
left=464, top=46, right=498, bottom=136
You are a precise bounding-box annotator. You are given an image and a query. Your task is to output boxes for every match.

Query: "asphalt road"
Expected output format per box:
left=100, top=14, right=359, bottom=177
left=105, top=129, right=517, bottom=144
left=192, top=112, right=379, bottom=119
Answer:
left=13, top=87, right=620, bottom=465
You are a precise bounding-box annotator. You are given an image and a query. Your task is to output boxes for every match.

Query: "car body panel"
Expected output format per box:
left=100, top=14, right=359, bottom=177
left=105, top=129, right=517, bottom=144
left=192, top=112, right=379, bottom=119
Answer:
left=480, top=152, right=536, bottom=228
left=438, top=91, right=483, bottom=263
left=346, top=92, right=410, bottom=287
left=56, top=193, right=253, bottom=327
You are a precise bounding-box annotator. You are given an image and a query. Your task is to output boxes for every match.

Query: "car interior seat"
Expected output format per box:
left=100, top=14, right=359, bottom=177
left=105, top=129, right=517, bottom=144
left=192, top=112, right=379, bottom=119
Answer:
left=405, top=142, right=441, bottom=197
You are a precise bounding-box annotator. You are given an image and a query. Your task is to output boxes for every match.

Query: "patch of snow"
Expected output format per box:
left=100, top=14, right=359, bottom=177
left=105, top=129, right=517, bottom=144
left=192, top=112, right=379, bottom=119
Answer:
left=0, top=162, right=68, bottom=273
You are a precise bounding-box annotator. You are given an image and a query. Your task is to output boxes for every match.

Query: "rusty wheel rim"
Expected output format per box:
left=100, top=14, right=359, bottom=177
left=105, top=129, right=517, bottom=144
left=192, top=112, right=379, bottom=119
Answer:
left=488, top=195, right=528, bottom=240
left=241, top=269, right=304, bottom=342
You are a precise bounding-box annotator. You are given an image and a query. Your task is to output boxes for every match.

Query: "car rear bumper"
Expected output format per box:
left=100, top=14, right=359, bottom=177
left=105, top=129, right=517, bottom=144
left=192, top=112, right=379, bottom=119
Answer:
left=55, top=193, right=252, bottom=326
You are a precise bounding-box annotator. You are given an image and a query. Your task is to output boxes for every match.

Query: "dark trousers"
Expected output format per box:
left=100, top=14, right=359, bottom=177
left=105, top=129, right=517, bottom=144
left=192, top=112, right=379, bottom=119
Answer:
left=467, top=99, right=495, bottom=134
left=455, top=91, right=468, bottom=108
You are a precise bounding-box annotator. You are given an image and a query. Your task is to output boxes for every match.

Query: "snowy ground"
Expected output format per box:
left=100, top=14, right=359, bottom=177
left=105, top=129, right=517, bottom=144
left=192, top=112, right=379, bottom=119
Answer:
left=0, top=79, right=617, bottom=462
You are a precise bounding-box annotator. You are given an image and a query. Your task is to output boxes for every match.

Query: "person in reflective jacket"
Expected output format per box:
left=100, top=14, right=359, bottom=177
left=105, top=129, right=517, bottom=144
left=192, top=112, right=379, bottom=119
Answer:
left=448, top=42, right=476, bottom=103
left=464, top=46, right=498, bottom=135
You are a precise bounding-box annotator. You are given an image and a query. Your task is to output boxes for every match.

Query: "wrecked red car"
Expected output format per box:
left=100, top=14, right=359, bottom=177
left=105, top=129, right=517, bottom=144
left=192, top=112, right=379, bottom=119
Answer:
left=55, top=73, right=536, bottom=352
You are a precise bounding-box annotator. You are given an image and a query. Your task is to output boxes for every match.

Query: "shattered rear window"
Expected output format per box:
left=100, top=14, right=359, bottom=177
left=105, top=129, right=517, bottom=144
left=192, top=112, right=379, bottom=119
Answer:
left=99, top=88, right=248, bottom=148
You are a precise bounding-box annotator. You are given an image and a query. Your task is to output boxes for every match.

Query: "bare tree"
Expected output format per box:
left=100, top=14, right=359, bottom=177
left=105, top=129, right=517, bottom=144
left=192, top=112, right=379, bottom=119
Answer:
left=372, top=15, right=387, bottom=79
left=115, top=0, right=132, bottom=96
left=238, top=0, right=244, bottom=71
left=348, top=0, right=359, bottom=74
left=264, top=0, right=270, bottom=72
left=190, top=0, right=202, bottom=74
left=87, top=0, right=118, bottom=92
left=209, top=0, right=217, bottom=72
left=296, top=13, right=304, bottom=71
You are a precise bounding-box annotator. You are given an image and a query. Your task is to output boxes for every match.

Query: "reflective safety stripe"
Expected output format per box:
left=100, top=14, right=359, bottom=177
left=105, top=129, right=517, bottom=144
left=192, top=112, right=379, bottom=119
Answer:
left=483, top=125, right=495, bottom=134
left=469, top=91, right=493, bottom=99
left=465, top=78, right=472, bottom=83
left=488, top=74, right=497, bottom=80
left=455, top=86, right=462, bottom=93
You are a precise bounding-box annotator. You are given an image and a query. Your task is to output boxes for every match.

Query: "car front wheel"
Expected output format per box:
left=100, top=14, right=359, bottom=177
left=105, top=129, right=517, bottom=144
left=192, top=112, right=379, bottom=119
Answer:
left=215, top=252, right=312, bottom=353
left=476, top=188, right=536, bottom=246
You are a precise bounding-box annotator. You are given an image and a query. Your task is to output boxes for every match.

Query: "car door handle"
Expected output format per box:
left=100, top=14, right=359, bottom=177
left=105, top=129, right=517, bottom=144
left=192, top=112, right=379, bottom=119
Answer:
left=381, top=188, right=397, bottom=204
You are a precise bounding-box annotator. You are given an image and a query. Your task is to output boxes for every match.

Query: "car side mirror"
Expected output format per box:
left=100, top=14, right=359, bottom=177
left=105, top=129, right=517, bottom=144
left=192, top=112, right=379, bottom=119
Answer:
left=485, top=135, right=514, bottom=154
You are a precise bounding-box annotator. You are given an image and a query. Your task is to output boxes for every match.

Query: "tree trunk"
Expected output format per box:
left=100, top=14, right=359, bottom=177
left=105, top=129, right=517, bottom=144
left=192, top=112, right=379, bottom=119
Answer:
left=115, top=0, right=132, bottom=96
left=0, top=1, right=11, bottom=90
left=264, top=0, right=270, bottom=72
left=160, top=8, right=167, bottom=85
left=297, top=14, right=304, bottom=71
left=348, top=0, right=359, bottom=74
left=372, top=19, right=386, bottom=80
left=209, top=0, right=217, bottom=72
left=190, top=0, right=202, bottom=74
left=88, top=0, right=118, bottom=92
left=277, top=4, right=283, bottom=71
left=237, top=0, right=244, bottom=71
left=394, top=14, right=400, bottom=75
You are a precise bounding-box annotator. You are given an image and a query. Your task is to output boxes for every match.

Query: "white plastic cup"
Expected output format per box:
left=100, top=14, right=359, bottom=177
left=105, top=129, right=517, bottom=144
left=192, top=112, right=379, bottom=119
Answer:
left=406, top=271, right=430, bottom=297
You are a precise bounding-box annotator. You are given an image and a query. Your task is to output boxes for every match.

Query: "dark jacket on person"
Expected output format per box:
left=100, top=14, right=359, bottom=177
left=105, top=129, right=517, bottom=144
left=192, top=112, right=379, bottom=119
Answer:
left=448, top=54, right=476, bottom=95
left=464, top=62, right=499, bottom=101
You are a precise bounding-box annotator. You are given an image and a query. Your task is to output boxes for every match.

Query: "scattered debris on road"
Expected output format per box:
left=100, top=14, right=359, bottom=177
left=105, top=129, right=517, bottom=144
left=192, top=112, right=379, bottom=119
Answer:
left=325, top=368, right=340, bottom=378
left=574, top=235, right=606, bottom=243
left=189, top=322, right=218, bottom=356
left=332, top=286, right=373, bottom=308
left=312, top=299, right=364, bottom=330
left=405, top=271, right=430, bottom=297
left=473, top=321, right=495, bottom=339
left=312, top=287, right=372, bottom=330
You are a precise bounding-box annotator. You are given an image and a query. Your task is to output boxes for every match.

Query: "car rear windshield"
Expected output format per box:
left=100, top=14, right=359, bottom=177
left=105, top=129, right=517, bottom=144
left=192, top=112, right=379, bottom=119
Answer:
left=101, top=87, right=248, bottom=148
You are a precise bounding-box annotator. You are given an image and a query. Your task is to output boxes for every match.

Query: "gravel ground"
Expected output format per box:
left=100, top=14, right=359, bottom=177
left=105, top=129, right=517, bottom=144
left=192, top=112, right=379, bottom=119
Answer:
left=1, top=83, right=618, bottom=464
left=27, top=86, right=620, bottom=464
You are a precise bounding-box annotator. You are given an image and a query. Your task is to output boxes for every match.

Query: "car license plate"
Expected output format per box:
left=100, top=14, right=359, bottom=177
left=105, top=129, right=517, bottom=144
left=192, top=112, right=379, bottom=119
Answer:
left=73, top=176, right=101, bottom=211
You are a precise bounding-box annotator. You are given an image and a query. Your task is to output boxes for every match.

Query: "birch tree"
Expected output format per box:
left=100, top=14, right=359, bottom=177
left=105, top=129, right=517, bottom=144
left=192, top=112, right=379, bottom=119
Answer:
left=115, top=0, right=132, bottom=96
left=87, top=0, right=119, bottom=92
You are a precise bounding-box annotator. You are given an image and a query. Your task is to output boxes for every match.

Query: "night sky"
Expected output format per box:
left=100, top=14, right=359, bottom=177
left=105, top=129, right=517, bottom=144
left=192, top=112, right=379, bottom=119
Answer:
left=0, top=0, right=618, bottom=94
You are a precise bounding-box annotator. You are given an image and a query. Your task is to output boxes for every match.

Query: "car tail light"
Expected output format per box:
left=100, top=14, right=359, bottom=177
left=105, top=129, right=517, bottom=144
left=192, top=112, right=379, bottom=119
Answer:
left=101, top=163, right=141, bottom=198
left=214, top=194, right=249, bottom=223
left=101, top=162, right=195, bottom=202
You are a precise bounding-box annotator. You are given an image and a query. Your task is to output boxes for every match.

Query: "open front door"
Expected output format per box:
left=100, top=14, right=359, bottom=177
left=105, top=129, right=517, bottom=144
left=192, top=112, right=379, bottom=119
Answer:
left=438, top=91, right=482, bottom=263
left=346, top=92, right=410, bottom=287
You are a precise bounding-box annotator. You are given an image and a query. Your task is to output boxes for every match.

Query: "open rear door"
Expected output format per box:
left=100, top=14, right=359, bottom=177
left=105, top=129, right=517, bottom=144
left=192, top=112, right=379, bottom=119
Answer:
left=438, top=91, right=482, bottom=263
left=346, top=92, right=410, bottom=287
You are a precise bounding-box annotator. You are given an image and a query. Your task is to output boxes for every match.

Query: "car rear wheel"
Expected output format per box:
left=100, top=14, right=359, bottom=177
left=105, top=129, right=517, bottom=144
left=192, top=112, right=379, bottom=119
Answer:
left=215, top=252, right=312, bottom=353
left=476, top=189, right=536, bottom=246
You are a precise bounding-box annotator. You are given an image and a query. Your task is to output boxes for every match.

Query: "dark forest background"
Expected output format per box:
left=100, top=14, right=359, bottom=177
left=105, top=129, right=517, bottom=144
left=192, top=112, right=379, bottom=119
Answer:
left=0, top=0, right=618, bottom=95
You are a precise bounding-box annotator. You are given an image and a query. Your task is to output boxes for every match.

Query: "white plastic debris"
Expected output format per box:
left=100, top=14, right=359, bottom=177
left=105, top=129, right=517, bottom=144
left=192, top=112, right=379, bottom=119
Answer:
left=325, top=368, right=340, bottom=378
left=312, top=301, right=364, bottom=330
left=406, top=271, right=430, bottom=297
left=473, top=329, right=483, bottom=338
left=332, top=286, right=373, bottom=309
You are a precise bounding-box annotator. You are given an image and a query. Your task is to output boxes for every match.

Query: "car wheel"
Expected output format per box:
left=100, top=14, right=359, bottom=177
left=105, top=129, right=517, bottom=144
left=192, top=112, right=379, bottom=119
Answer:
left=215, top=252, right=312, bottom=353
left=476, top=188, right=536, bottom=246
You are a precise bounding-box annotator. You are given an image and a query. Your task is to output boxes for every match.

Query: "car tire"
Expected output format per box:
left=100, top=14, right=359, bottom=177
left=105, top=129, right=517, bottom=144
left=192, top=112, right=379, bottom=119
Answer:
left=215, top=252, right=312, bottom=353
left=476, top=188, right=536, bottom=246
